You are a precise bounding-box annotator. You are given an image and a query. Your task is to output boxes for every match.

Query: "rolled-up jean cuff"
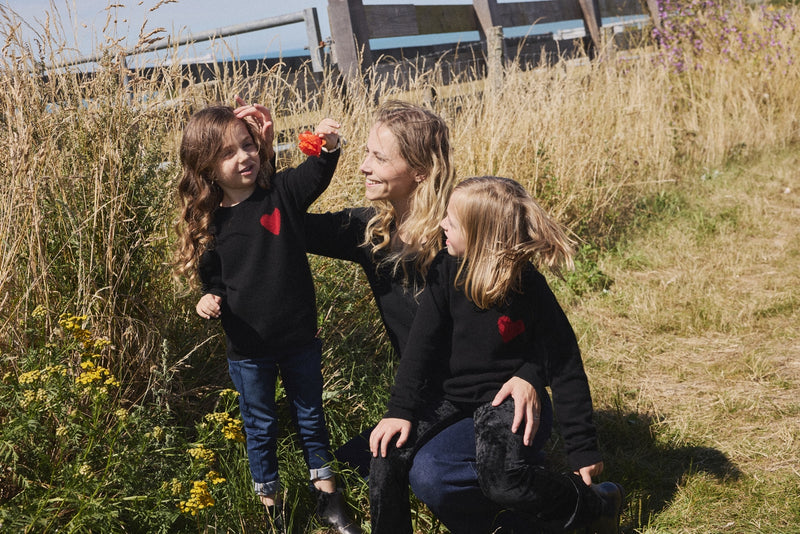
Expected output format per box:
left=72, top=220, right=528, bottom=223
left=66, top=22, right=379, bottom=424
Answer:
left=309, top=466, right=334, bottom=482
left=254, top=479, right=281, bottom=496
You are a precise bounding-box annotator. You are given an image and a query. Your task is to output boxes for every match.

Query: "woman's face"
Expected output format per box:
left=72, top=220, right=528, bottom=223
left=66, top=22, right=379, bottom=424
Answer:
left=360, top=123, right=421, bottom=207
left=440, top=191, right=467, bottom=257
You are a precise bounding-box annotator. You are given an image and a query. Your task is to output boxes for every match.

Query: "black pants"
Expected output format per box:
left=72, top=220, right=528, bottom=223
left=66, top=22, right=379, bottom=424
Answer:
left=369, top=398, right=602, bottom=534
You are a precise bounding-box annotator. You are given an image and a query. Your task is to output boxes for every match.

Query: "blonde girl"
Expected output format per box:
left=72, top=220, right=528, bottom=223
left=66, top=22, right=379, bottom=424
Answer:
left=370, top=176, right=624, bottom=534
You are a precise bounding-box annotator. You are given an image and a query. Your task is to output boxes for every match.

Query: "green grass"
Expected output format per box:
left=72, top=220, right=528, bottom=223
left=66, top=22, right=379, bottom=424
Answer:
left=1, top=1, right=799, bottom=532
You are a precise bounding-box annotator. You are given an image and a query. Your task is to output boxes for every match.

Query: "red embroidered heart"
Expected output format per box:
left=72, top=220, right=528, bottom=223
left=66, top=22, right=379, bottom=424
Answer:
left=498, top=315, right=525, bottom=343
left=260, top=208, right=281, bottom=235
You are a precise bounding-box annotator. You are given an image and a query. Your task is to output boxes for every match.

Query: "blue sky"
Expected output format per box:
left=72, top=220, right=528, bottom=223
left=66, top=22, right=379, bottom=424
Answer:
left=2, top=0, right=471, bottom=65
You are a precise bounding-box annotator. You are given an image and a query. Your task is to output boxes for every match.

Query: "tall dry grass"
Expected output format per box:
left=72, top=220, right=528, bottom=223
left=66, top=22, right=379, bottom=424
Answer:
left=0, top=0, right=799, bottom=529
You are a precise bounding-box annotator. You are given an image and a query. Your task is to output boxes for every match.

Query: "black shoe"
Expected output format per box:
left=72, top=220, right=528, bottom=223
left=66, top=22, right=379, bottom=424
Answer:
left=265, top=504, right=286, bottom=534
left=585, top=482, right=624, bottom=534
left=313, top=488, right=363, bottom=534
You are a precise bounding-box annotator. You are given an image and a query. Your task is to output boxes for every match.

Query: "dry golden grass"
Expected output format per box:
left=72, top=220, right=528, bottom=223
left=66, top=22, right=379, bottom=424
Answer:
left=575, top=149, right=800, bottom=531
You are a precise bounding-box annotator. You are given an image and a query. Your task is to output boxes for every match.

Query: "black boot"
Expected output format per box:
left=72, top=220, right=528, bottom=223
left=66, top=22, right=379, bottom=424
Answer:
left=265, top=504, right=286, bottom=534
left=312, top=488, right=363, bottom=534
left=585, top=482, right=624, bottom=534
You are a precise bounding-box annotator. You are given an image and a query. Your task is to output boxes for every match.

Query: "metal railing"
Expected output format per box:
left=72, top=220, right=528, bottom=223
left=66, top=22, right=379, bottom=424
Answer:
left=51, top=8, right=323, bottom=72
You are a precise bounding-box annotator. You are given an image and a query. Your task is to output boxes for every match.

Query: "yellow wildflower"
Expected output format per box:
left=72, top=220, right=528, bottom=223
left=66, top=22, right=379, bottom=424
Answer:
left=187, top=445, right=215, bottom=465
left=178, top=480, right=215, bottom=516
left=31, top=305, right=47, bottom=318
left=206, top=470, right=226, bottom=485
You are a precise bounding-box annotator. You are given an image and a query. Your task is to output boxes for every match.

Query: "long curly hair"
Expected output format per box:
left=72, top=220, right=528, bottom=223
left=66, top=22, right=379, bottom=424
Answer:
left=173, top=105, right=274, bottom=287
left=449, top=176, right=575, bottom=309
left=364, top=100, right=456, bottom=283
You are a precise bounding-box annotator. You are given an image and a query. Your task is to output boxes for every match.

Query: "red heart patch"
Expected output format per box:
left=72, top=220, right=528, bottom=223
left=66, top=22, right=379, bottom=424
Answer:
left=260, top=208, right=281, bottom=235
left=498, top=315, right=525, bottom=343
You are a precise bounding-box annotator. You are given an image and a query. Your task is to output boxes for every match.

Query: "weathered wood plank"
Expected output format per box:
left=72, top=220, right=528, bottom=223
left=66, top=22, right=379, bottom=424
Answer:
left=364, top=4, right=479, bottom=38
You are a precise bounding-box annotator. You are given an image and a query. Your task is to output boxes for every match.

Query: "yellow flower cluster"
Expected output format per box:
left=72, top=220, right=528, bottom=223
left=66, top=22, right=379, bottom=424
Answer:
left=20, top=388, right=48, bottom=408
left=187, top=445, right=216, bottom=465
left=75, top=360, right=120, bottom=390
left=17, top=365, right=67, bottom=385
left=178, top=480, right=215, bottom=516
left=204, top=412, right=246, bottom=443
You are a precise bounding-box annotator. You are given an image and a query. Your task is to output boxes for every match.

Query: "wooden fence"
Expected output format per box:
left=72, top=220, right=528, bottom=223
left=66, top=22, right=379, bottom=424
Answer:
left=327, top=0, right=657, bottom=84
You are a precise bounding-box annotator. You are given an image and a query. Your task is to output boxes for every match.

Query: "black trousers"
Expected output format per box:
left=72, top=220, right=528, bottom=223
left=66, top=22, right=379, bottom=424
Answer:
left=369, top=398, right=602, bottom=534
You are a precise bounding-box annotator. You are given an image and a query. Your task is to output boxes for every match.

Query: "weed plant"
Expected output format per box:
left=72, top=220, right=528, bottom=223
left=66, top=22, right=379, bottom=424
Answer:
left=0, top=0, right=798, bottom=531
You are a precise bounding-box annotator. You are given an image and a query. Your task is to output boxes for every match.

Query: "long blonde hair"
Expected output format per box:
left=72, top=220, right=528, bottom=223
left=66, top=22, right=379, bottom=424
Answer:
left=450, top=176, right=575, bottom=309
left=173, top=105, right=274, bottom=287
left=364, top=100, right=456, bottom=282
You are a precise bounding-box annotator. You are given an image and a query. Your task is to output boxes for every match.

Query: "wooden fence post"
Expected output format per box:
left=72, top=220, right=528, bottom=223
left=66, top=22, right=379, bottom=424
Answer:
left=577, top=0, right=602, bottom=53
left=327, top=0, right=373, bottom=83
left=473, top=0, right=504, bottom=87
left=303, top=8, right=324, bottom=73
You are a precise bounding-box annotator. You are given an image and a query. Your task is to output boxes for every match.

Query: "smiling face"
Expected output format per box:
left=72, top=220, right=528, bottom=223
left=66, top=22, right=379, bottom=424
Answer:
left=214, top=121, right=261, bottom=207
left=360, top=122, right=422, bottom=214
left=440, top=191, right=468, bottom=257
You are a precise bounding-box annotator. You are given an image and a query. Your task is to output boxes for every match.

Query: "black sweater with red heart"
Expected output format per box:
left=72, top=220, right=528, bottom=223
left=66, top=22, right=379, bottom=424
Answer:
left=386, top=250, right=601, bottom=470
left=199, top=150, right=339, bottom=360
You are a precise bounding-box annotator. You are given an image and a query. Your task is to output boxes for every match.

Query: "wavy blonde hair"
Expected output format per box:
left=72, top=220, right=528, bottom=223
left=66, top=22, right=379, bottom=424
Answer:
left=173, top=105, right=274, bottom=287
left=450, top=176, right=575, bottom=309
left=364, top=100, right=456, bottom=283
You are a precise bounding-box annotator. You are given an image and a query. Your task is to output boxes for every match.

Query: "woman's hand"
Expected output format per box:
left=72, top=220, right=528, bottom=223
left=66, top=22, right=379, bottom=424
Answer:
left=369, top=417, right=412, bottom=458
left=575, top=461, right=604, bottom=486
left=196, top=293, right=221, bottom=319
left=234, top=95, right=275, bottom=159
left=491, top=376, right=541, bottom=446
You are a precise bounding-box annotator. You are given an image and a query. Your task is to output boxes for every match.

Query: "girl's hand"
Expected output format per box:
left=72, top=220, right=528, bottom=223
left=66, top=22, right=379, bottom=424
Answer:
left=369, top=417, right=411, bottom=458
left=314, top=118, right=341, bottom=151
left=492, top=376, right=540, bottom=446
left=196, top=293, right=222, bottom=319
left=234, top=96, right=275, bottom=159
left=575, top=461, right=604, bottom=486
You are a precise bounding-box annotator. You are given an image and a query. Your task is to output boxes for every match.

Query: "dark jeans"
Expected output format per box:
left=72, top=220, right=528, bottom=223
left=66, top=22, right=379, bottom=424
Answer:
left=408, top=393, right=553, bottom=533
left=370, top=397, right=601, bottom=534
left=228, top=338, right=333, bottom=495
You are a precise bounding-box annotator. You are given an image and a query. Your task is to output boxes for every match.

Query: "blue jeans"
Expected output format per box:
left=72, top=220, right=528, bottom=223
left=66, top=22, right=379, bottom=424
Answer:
left=228, top=338, right=333, bottom=496
left=408, top=394, right=553, bottom=533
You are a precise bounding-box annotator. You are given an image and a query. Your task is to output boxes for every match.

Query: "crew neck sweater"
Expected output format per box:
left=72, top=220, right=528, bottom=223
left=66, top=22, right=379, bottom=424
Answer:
left=199, top=150, right=339, bottom=360
left=387, top=251, right=601, bottom=470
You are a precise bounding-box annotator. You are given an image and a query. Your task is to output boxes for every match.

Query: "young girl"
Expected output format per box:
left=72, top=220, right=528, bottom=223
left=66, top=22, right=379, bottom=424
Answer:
left=369, top=176, right=624, bottom=533
left=174, top=103, right=361, bottom=534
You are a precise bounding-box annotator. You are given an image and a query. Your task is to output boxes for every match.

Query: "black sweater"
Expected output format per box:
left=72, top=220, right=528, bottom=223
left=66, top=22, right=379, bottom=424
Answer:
left=305, top=207, right=425, bottom=357
left=199, top=150, right=339, bottom=360
left=388, top=251, right=602, bottom=471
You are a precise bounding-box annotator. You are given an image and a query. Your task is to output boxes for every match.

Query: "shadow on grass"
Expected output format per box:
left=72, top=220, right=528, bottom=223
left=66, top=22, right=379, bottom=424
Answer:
left=592, top=408, right=741, bottom=532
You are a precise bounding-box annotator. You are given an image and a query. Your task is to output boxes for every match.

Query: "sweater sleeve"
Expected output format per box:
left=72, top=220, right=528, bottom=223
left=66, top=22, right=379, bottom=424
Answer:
left=305, top=208, right=369, bottom=263
left=281, top=149, right=340, bottom=212
left=385, top=254, right=451, bottom=420
left=199, top=248, right=225, bottom=298
left=532, top=274, right=602, bottom=470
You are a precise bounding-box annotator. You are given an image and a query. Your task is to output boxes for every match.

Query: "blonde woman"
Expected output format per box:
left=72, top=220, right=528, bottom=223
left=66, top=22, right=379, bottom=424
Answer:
left=305, top=103, right=544, bottom=533
left=369, top=177, right=624, bottom=534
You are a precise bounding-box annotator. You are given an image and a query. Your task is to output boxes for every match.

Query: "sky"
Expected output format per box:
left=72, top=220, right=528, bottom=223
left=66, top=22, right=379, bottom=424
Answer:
left=2, top=0, right=473, bottom=66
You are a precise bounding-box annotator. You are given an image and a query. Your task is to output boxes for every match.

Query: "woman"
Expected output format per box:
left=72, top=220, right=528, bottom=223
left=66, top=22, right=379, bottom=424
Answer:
left=301, top=100, right=545, bottom=532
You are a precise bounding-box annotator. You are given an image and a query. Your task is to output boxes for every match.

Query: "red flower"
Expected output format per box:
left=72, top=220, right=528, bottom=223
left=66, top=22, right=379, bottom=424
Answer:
left=298, top=131, right=323, bottom=157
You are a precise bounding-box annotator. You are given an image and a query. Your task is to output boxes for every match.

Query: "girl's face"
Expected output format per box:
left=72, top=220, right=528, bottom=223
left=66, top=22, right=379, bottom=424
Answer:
left=213, top=121, right=261, bottom=206
left=360, top=123, right=422, bottom=208
left=440, top=191, right=467, bottom=257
